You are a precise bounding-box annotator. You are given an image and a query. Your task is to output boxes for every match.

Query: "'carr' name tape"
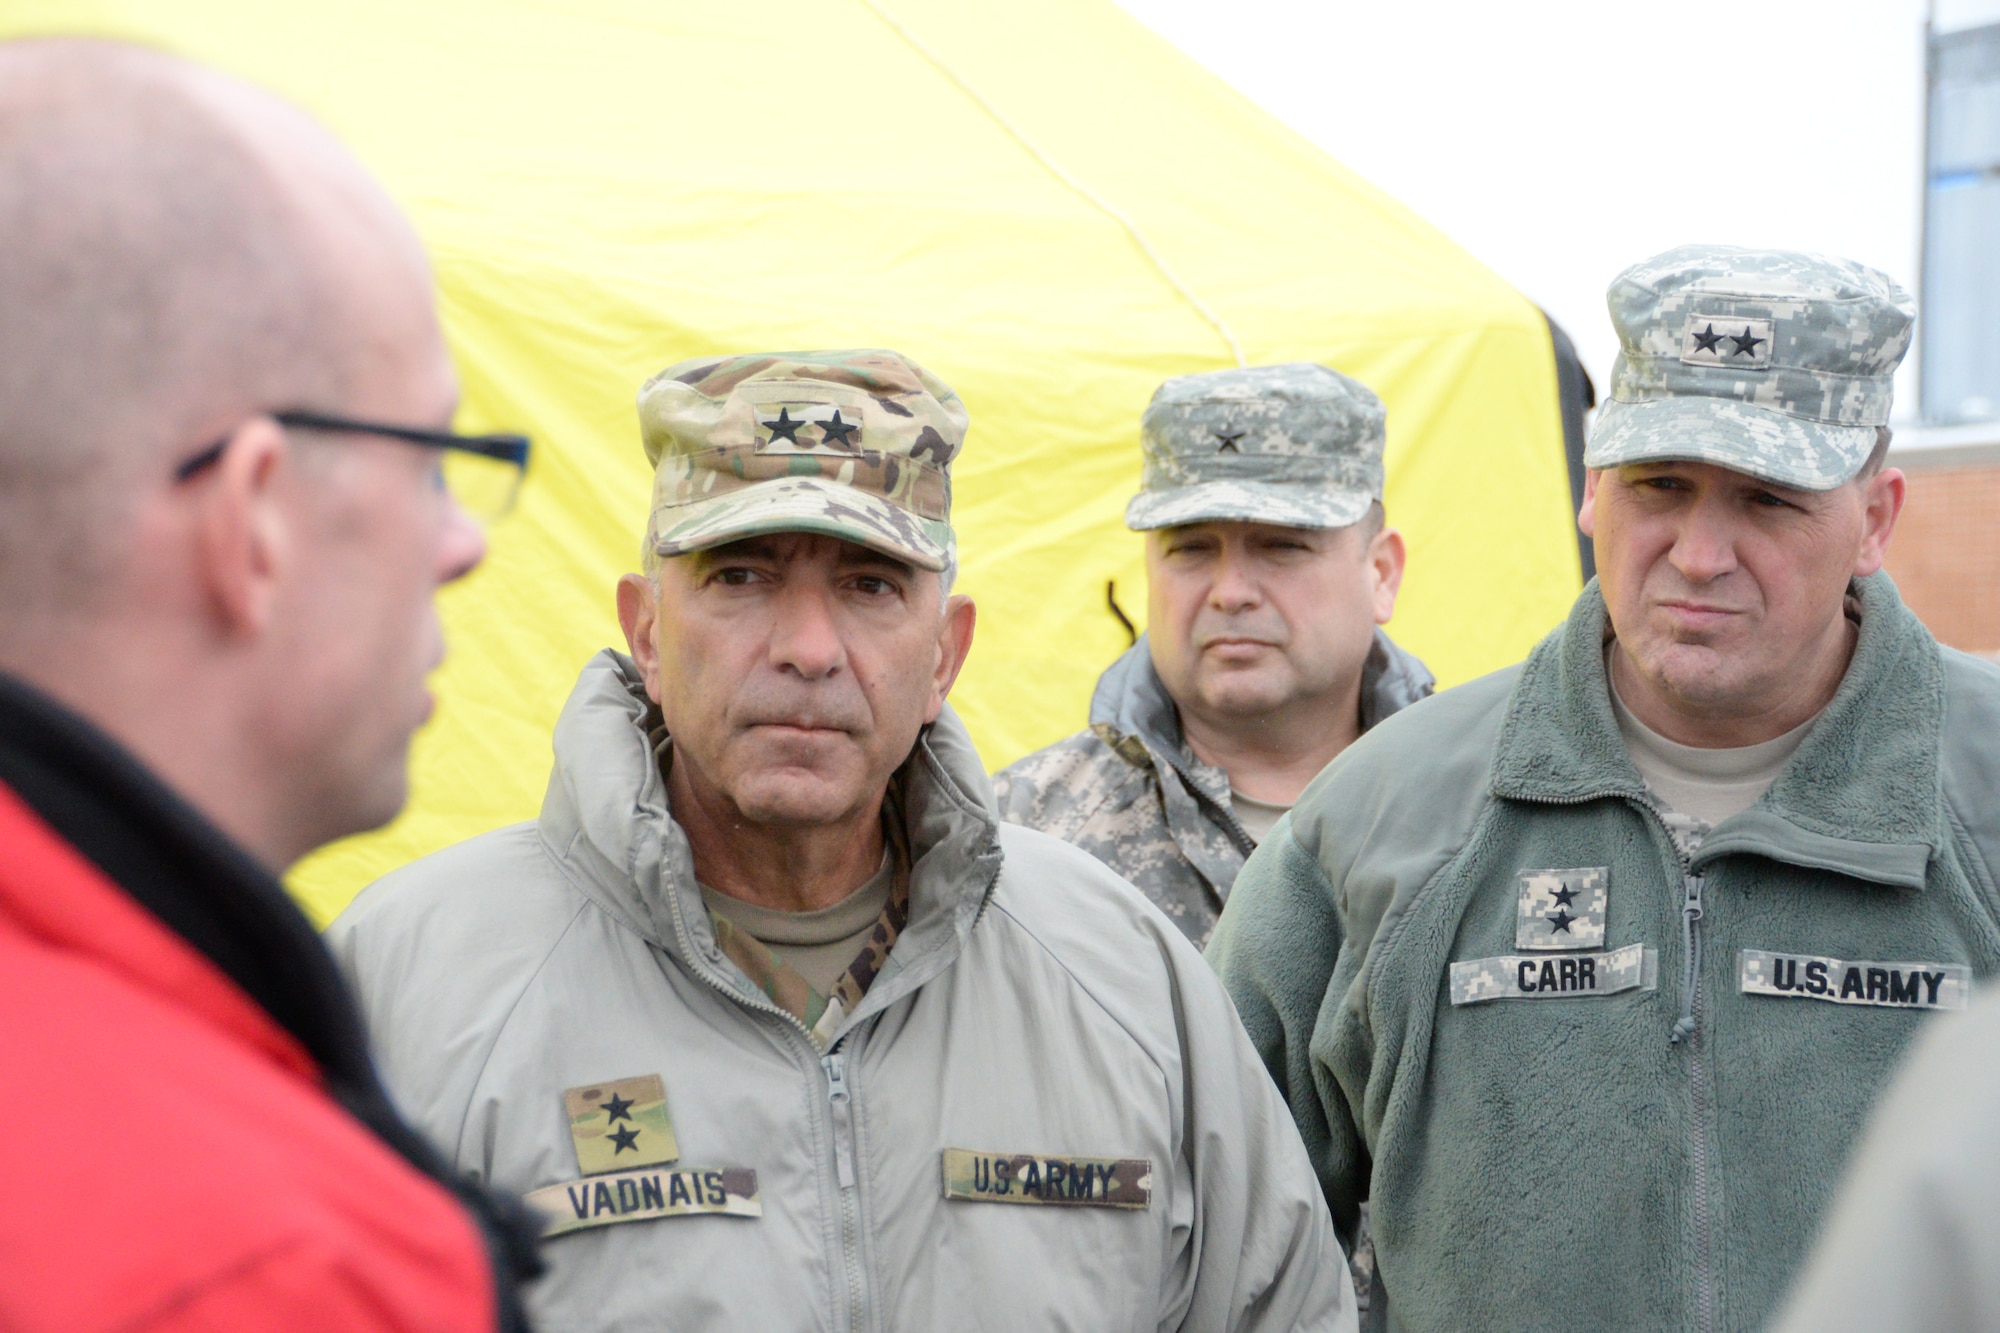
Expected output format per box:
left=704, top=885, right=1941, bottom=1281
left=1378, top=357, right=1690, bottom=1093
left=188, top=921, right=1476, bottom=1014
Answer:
left=940, top=1149, right=1152, bottom=1209
left=527, top=1166, right=760, bottom=1237
left=1450, top=943, right=1657, bottom=1005
left=1739, top=950, right=1971, bottom=1011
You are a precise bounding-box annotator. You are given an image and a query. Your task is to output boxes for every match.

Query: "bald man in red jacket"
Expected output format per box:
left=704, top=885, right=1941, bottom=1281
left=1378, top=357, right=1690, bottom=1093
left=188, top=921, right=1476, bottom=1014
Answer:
left=0, top=39, right=538, bottom=1330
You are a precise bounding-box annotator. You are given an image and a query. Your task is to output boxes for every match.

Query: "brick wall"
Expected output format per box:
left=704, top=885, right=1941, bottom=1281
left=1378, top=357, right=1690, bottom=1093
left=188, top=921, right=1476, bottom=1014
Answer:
left=1884, top=462, right=2000, bottom=654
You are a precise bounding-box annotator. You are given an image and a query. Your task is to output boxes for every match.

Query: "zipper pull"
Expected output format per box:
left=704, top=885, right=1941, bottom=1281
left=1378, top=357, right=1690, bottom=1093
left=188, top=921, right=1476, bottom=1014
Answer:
left=824, top=1048, right=856, bottom=1189
left=1669, top=871, right=1705, bottom=1045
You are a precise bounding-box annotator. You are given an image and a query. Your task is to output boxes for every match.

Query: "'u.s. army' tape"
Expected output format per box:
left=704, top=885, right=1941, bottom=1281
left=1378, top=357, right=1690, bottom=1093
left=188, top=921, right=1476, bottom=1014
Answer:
left=1739, top=950, right=1970, bottom=1011
left=940, top=1149, right=1152, bottom=1209
left=1450, top=943, right=1657, bottom=1005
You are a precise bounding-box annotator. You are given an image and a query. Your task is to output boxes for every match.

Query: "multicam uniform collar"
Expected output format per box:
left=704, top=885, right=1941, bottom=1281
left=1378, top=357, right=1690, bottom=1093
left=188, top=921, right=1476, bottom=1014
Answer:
left=707, top=804, right=913, bottom=1049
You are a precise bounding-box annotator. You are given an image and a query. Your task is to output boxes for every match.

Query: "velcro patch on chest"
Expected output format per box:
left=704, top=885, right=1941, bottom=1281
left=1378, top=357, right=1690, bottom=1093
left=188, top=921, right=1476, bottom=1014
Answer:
left=565, top=1074, right=679, bottom=1174
left=940, top=1149, right=1152, bottom=1209
left=527, top=1166, right=761, bottom=1238
left=1739, top=950, right=1972, bottom=1011
left=1515, top=866, right=1608, bottom=950
left=1450, top=942, right=1657, bottom=1005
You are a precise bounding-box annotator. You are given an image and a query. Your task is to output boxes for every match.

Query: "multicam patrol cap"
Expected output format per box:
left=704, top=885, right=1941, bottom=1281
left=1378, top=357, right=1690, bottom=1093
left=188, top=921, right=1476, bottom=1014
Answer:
left=640, top=349, right=964, bottom=572
left=1586, top=245, right=1915, bottom=490
left=1126, top=363, right=1385, bottom=532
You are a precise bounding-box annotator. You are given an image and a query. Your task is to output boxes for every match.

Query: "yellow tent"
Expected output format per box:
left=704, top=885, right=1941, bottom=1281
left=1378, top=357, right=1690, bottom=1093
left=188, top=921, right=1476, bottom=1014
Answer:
left=3, top=0, right=1582, bottom=924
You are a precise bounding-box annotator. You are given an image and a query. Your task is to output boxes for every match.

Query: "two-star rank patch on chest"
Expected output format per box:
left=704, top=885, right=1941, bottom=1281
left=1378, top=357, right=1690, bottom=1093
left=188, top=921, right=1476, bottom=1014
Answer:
left=1680, top=314, right=1774, bottom=369
left=939, top=1149, right=1152, bottom=1209
left=565, top=1074, right=679, bottom=1174
left=1515, top=867, right=1607, bottom=950
left=1739, top=950, right=1972, bottom=1011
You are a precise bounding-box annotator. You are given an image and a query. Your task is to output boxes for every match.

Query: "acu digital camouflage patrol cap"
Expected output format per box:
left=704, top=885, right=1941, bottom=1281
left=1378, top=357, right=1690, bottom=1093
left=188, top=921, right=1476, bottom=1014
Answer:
left=1587, top=245, right=1915, bottom=490
left=1126, top=363, right=1385, bottom=532
left=640, top=349, right=964, bottom=572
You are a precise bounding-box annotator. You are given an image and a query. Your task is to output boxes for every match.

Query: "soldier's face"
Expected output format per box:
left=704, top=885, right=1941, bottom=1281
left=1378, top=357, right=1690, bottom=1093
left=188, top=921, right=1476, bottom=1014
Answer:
left=1581, top=460, right=1902, bottom=731
left=620, top=533, right=975, bottom=829
left=1145, top=519, right=1402, bottom=723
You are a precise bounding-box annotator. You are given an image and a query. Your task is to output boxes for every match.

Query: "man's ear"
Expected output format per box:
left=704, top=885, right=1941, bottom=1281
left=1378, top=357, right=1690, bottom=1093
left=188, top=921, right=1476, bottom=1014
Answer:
left=1852, top=466, right=1906, bottom=578
left=1577, top=468, right=1602, bottom=538
left=193, top=416, right=290, bottom=640
left=1368, top=527, right=1406, bottom=626
left=924, top=593, right=977, bottom=724
left=616, top=573, right=665, bottom=704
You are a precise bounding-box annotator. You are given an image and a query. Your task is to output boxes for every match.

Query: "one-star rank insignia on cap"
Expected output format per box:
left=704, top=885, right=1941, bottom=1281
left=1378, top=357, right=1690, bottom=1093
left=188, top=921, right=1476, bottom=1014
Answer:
left=1680, top=314, right=1774, bottom=370
left=1515, top=867, right=1608, bottom=951
left=565, top=1074, right=680, bottom=1175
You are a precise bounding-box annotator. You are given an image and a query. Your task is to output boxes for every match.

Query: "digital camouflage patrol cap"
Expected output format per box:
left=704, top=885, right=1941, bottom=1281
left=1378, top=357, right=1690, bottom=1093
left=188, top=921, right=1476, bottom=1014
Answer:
left=639, top=349, right=964, bottom=572
left=1126, top=362, right=1385, bottom=532
left=1587, top=245, right=1915, bottom=490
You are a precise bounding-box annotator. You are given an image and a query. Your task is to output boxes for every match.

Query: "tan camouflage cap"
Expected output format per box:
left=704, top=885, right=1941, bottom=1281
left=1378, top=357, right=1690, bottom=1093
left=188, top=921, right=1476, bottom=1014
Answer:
left=1587, top=245, right=1915, bottom=490
left=1126, top=363, right=1385, bottom=532
left=640, top=350, right=964, bottom=572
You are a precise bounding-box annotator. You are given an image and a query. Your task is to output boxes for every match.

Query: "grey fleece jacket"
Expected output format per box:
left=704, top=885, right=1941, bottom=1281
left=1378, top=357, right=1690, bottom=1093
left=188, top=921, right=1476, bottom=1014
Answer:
left=331, top=651, right=1355, bottom=1333
left=1208, top=574, right=2000, bottom=1333
left=994, top=630, right=1433, bottom=947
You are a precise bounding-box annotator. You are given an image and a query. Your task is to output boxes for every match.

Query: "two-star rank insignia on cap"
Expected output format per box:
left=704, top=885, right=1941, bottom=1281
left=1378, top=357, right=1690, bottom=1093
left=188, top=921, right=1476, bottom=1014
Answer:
left=1515, top=867, right=1608, bottom=951
left=1680, top=314, right=1774, bottom=369
left=754, top=400, right=864, bottom=454
left=564, top=1074, right=679, bottom=1175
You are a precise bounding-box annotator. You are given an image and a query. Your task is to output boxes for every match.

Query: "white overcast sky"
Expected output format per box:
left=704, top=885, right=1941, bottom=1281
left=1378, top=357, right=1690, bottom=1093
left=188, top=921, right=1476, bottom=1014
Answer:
left=1115, top=0, right=2000, bottom=416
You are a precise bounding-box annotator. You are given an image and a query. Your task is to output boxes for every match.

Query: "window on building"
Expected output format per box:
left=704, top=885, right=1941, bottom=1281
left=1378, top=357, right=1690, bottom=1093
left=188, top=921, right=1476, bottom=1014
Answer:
left=1924, top=20, right=2000, bottom=423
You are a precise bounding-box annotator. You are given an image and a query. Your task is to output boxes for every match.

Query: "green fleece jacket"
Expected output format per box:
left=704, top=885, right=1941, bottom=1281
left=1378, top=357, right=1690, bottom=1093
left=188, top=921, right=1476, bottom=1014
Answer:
left=1208, top=573, right=2000, bottom=1333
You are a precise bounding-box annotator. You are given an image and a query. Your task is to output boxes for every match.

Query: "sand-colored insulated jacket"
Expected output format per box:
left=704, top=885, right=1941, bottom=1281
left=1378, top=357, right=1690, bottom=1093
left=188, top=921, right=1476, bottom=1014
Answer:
left=1209, top=574, right=2000, bottom=1333
left=995, top=631, right=1432, bottom=947
left=332, top=651, right=1354, bottom=1333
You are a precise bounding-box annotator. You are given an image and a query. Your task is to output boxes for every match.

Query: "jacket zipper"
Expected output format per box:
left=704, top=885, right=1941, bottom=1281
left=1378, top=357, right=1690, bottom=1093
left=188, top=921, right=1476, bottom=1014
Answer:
left=660, top=890, right=872, bottom=1330
left=1673, top=868, right=1717, bottom=1333
left=824, top=1047, right=866, bottom=1333
left=1640, top=797, right=1717, bottom=1333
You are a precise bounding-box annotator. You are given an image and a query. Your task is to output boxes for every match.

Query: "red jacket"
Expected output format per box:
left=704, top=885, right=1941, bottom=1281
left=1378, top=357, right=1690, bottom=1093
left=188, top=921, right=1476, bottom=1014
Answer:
left=0, top=777, right=501, bottom=1329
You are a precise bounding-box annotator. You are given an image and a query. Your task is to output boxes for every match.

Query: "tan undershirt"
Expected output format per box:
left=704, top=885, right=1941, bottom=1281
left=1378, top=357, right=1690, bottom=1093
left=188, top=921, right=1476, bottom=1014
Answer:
left=1608, top=654, right=1817, bottom=836
left=1230, top=790, right=1293, bottom=846
left=699, top=851, right=892, bottom=995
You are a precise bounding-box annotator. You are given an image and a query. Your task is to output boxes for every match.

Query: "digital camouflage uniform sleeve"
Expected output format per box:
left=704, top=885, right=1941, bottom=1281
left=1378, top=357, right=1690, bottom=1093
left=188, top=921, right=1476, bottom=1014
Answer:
left=994, top=728, right=1230, bottom=946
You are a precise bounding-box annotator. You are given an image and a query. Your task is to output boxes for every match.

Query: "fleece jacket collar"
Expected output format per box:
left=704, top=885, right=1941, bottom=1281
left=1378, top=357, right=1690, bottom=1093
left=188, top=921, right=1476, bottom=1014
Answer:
left=540, top=651, right=1004, bottom=1041
left=1490, top=573, right=1943, bottom=889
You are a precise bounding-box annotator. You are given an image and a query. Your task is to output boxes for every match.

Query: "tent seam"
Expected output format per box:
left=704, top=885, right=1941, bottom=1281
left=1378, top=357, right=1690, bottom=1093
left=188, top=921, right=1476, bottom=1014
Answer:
left=855, top=0, right=1247, bottom=369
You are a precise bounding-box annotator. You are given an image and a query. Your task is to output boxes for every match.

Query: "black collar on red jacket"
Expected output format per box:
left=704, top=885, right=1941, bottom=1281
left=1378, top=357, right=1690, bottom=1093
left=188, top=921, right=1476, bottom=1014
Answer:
left=0, top=671, right=542, bottom=1327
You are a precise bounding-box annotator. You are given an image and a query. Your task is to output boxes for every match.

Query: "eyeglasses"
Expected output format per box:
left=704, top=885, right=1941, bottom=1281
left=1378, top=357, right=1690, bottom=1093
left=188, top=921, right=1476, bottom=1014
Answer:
left=174, top=409, right=532, bottom=522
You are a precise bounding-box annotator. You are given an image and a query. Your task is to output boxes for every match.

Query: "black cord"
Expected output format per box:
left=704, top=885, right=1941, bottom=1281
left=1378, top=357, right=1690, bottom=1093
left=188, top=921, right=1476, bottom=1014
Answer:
left=1105, top=580, right=1137, bottom=647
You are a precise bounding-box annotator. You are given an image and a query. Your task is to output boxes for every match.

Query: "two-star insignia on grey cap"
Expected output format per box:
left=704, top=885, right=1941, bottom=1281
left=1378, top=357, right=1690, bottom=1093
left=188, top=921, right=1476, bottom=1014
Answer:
left=1681, top=318, right=1771, bottom=368
left=1586, top=244, right=1914, bottom=490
